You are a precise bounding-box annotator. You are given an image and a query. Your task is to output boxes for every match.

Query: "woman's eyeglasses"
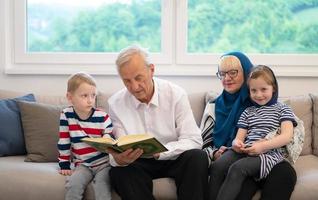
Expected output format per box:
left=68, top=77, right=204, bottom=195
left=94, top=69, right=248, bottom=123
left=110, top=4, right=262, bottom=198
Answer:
left=216, top=69, right=239, bottom=80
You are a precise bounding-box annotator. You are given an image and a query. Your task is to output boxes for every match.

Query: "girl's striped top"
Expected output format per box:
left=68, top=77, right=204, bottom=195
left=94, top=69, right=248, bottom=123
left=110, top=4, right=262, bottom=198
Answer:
left=58, top=106, right=113, bottom=170
left=237, top=102, right=296, bottom=179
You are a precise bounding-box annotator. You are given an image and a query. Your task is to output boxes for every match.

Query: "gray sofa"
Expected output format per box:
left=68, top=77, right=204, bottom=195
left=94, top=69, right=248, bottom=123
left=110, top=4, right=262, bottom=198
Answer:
left=1, top=89, right=318, bottom=200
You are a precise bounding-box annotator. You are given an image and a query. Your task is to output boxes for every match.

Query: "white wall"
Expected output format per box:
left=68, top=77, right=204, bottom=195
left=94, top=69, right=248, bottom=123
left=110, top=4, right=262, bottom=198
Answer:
left=1, top=67, right=318, bottom=97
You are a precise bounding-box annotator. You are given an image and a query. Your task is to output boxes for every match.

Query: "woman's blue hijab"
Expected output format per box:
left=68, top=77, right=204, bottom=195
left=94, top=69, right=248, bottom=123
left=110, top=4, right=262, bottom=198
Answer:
left=213, top=51, right=253, bottom=148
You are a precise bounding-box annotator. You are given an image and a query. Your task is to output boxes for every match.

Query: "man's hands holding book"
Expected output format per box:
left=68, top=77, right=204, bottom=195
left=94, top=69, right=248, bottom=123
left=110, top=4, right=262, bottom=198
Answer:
left=108, top=148, right=143, bottom=165
left=108, top=148, right=161, bottom=165
left=81, top=134, right=168, bottom=163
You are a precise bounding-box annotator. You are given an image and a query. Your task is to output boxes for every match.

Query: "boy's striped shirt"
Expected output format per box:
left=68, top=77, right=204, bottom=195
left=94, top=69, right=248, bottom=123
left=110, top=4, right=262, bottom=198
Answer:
left=58, top=106, right=113, bottom=170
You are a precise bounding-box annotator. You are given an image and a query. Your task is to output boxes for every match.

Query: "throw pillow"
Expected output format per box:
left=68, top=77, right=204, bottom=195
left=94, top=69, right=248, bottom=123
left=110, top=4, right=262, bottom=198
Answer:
left=284, top=95, right=313, bottom=155
left=17, top=101, right=65, bottom=162
left=309, top=93, right=318, bottom=156
left=0, top=94, right=35, bottom=156
left=200, top=91, right=219, bottom=166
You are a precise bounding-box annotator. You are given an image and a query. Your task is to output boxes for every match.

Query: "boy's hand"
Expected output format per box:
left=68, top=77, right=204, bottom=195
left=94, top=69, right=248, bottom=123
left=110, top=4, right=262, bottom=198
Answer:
left=59, top=169, right=73, bottom=176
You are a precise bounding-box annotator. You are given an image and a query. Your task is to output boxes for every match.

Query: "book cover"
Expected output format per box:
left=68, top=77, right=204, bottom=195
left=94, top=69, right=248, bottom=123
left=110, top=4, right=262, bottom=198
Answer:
left=81, top=134, right=168, bottom=158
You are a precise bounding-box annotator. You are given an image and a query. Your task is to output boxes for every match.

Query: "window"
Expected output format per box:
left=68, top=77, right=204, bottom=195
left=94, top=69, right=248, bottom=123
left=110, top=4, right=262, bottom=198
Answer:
left=27, top=0, right=162, bottom=53
left=13, top=0, right=172, bottom=67
left=4, top=0, right=318, bottom=76
left=176, top=0, right=318, bottom=71
left=187, top=0, right=318, bottom=54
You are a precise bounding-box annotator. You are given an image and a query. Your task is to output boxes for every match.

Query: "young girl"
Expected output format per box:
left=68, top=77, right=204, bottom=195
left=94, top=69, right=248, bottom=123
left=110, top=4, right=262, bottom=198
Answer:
left=214, top=65, right=297, bottom=200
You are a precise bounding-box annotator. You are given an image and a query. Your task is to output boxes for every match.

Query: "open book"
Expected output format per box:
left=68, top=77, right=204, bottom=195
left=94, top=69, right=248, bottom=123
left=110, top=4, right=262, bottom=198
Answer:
left=81, top=134, right=168, bottom=158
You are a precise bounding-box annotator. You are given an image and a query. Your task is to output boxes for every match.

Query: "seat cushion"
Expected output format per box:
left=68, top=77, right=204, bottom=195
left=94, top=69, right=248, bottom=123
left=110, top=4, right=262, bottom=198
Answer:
left=0, top=156, right=176, bottom=200
left=292, top=155, right=318, bottom=199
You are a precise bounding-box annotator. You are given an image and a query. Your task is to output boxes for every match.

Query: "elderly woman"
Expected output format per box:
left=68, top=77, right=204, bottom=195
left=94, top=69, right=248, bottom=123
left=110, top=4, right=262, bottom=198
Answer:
left=203, top=51, right=296, bottom=200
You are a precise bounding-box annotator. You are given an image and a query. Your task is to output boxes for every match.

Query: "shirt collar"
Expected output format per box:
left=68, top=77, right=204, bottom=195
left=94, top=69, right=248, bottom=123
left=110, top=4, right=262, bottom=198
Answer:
left=130, top=78, right=159, bottom=108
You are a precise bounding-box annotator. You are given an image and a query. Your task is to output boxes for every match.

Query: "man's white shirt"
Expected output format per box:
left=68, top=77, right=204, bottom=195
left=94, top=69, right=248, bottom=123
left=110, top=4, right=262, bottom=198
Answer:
left=108, top=78, right=202, bottom=166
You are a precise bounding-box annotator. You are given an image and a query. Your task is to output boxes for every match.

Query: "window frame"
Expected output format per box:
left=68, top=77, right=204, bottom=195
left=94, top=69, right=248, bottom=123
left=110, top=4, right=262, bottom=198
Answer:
left=7, top=0, right=172, bottom=74
left=3, top=0, right=318, bottom=76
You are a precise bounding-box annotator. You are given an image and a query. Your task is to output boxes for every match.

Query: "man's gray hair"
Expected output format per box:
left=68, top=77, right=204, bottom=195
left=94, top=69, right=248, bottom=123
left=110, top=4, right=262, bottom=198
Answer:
left=115, top=45, right=151, bottom=71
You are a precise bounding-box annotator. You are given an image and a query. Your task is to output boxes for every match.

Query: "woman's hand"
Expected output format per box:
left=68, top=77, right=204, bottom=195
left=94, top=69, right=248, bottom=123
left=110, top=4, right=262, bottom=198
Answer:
left=214, top=146, right=228, bottom=160
left=108, top=148, right=143, bottom=165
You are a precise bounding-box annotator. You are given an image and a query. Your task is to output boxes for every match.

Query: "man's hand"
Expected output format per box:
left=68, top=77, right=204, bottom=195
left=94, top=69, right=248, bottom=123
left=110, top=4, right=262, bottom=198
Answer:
left=153, top=153, right=160, bottom=159
left=59, top=169, right=73, bottom=176
left=108, top=148, right=143, bottom=165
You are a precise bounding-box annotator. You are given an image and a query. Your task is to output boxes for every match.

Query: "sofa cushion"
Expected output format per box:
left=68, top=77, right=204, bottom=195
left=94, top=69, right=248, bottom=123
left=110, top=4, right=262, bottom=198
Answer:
left=285, top=95, right=313, bottom=155
left=18, top=101, right=65, bottom=162
left=0, top=89, right=28, bottom=99
left=310, top=93, right=318, bottom=156
left=188, top=92, right=206, bottom=126
left=96, top=92, right=111, bottom=112
left=0, top=94, right=35, bottom=156
left=292, top=155, right=318, bottom=199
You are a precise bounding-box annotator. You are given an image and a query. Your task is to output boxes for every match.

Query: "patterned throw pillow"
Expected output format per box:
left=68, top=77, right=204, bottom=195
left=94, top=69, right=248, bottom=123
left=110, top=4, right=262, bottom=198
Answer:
left=265, top=115, right=305, bottom=164
left=200, top=101, right=216, bottom=166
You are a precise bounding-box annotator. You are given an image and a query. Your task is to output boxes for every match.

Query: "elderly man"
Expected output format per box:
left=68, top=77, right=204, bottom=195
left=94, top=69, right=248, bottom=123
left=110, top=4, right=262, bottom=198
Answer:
left=107, top=45, right=208, bottom=200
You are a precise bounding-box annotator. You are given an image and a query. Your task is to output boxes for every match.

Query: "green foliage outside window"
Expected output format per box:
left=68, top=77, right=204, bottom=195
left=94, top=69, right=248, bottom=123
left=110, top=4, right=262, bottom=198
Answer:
left=27, top=0, right=161, bottom=52
left=27, top=0, right=318, bottom=54
left=188, top=0, right=318, bottom=53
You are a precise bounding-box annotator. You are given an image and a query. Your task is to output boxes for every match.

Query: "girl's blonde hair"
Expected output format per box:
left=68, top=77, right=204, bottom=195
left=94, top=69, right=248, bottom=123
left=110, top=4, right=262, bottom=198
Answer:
left=67, top=72, right=96, bottom=93
left=247, top=65, right=277, bottom=92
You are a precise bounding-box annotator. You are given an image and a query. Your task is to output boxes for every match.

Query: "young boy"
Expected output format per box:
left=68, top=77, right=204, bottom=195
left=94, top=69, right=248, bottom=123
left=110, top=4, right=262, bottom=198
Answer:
left=58, top=72, right=113, bottom=200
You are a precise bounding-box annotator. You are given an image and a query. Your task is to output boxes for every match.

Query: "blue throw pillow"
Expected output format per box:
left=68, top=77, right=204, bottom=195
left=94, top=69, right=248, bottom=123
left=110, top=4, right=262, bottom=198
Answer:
left=0, top=94, right=35, bottom=156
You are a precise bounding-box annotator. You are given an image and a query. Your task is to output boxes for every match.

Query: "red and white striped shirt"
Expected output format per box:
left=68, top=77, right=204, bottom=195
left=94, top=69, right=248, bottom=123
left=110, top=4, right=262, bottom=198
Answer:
left=58, top=106, right=113, bottom=170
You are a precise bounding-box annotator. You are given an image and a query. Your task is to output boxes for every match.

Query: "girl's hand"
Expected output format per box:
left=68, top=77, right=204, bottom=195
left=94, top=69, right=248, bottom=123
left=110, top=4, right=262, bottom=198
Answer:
left=232, top=139, right=245, bottom=153
left=243, top=140, right=267, bottom=155
left=59, top=169, right=73, bottom=176
left=214, top=146, right=228, bottom=160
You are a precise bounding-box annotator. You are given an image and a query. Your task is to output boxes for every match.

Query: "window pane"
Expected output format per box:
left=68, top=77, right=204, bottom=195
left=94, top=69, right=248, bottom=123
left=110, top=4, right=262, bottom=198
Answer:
left=188, top=0, right=318, bottom=54
left=27, top=0, right=161, bottom=52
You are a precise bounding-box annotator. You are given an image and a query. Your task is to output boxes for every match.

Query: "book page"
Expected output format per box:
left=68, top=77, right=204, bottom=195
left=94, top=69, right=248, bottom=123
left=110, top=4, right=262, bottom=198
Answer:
left=117, top=134, right=153, bottom=146
left=81, top=137, right=116, bottom=145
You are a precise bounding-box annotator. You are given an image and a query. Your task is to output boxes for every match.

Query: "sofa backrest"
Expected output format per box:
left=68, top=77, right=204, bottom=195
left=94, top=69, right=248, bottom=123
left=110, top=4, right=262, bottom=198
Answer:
left=0, top=89, right=68, bottom=106
left=2, top=88, right=318, bottom=157
left=96, top=91, right=206, bottom=126
left=309, top=93, right=318, bottom=156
